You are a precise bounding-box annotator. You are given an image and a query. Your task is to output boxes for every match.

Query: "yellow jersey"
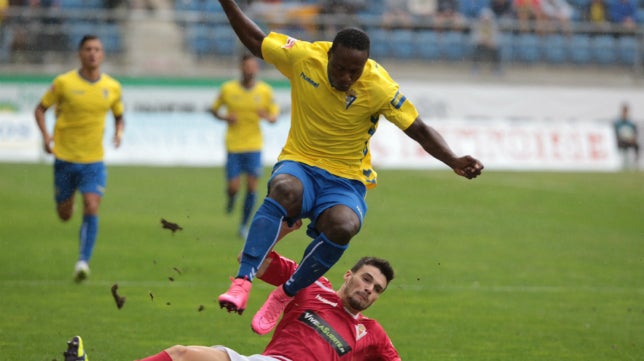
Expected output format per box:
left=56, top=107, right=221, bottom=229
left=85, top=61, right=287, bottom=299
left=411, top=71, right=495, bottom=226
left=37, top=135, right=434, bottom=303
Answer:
left=211, top=80, right=279, bottom=153
left=261, top=32, right=419, bottom=189
left=40, top=70, right=124, bottom=163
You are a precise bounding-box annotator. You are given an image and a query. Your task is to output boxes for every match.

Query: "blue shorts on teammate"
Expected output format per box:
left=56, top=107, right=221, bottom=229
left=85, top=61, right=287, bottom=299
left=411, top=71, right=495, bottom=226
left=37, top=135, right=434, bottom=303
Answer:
left=54, top=159, right=107, bottom=203
left=226, top=152, right=262, bottom=181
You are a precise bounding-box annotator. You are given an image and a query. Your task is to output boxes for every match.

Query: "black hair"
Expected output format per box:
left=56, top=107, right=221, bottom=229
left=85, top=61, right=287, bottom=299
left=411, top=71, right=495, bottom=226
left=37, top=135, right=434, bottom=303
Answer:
left=351, top=256, right=394, bottom=286
left=78, top=34, right=100, bottom=50
left=330, top=27, right=370, bottom=54
left=241, top=52, right=255, bottom=63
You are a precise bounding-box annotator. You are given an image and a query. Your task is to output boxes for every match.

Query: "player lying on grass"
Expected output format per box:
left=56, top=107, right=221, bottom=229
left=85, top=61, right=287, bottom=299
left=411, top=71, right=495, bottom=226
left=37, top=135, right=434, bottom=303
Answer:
left=63, top=223, right=401, bottom=361
left=64, top=254, right=399, bottom=361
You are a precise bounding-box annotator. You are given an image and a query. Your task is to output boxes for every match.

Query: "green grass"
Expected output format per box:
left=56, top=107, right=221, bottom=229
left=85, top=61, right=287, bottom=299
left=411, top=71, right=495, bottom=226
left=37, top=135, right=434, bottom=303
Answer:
left=1, top=163, right=643, bottom=361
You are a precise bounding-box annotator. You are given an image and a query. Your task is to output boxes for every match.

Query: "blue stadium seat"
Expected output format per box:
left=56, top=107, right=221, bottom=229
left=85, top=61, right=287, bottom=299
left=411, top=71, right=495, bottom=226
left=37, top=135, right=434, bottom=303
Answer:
left=66, top=21, right=95, bottom=49
left=368, top=28, right=390, bottom=60
left=212, top=25, right=236, bottom=55
left=515, top=33, right=541, bottom=63
left=543, top=34, right=568, bottom=64
left=459, top=0, right=491, bottom=18
left=98, top=23, right=123, bottom=54
left=416, top=30, right=441, bottom=60
left=592, top=35, right=617, bottom=65
left=440, top=31, right=468, bottom=61
left=60, top=0, right=102, bottom=9
left=390, top=29, right=415, bottom=59
left=616, top=36, right=639, bottom=65
left=185, top=24, right=213, bottom=57
left=569, top=34, right=592, bottom=64
left=498, top=32, right=515, bottom=63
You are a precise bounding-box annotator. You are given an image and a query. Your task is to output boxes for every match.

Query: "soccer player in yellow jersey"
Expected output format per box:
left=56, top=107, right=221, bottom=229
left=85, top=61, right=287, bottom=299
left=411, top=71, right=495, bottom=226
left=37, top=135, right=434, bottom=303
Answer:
left=210, top=54, right=279, bottom=239
left=216, top=0, right=484, bottom=335
left=34, top=34, right=125, bottom=283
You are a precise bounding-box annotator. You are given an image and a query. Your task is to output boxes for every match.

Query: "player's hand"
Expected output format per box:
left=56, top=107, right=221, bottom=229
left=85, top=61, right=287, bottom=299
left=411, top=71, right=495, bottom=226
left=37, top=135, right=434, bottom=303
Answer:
left=226, top=114, right=238, bottom=125
left=452, top=156, right=484, bottom=179
left=43, top=135, right=53, bottom=154
left=277, top=218, right=303, bottom=241
left=113, top=134, right=122, bottom=148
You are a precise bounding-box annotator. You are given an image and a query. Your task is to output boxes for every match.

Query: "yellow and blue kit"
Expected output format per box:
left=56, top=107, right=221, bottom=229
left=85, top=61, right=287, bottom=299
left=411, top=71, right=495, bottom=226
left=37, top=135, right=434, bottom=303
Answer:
left=40, top=69, right=124, bottom=163
left=261, top=32, right=419, bottom=189
left=211, top=80, right=279, bottom=153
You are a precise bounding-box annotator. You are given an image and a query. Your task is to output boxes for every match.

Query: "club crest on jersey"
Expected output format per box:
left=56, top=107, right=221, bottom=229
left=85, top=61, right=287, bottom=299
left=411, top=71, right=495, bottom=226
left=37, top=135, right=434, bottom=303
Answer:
left=355, top=324, right=368, bottom=341
left=345, top=89, right=357, bottom=110
left=282, top=37, right=297, bottom=49
left=102, top=89, right=109, bottom=99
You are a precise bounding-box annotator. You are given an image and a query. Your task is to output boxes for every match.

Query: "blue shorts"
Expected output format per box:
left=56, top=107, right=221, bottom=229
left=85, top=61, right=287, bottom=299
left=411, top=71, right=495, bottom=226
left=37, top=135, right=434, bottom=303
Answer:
left=269, top=161, right=368, bottom=235
left=226, top=152, right=262, bottom=181
left=54, top=159, right=107, bottom=203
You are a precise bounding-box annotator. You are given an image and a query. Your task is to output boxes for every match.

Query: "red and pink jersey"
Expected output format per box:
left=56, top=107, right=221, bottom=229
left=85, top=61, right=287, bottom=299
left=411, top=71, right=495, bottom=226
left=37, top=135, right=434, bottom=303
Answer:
left=259, top=252, right=401, bottom=361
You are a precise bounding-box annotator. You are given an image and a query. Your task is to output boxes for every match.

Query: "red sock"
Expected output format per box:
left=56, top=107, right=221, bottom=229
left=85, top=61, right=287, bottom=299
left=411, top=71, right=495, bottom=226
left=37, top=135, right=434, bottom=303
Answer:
left=137, top=350, right=172, bottom=361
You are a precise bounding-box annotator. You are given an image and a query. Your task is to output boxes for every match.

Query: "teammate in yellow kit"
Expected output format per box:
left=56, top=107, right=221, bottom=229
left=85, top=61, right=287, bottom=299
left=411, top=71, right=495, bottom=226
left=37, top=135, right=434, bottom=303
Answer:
left=34, top=34, right=125, bottom=283
left=210, top=53, right=279, bottom=239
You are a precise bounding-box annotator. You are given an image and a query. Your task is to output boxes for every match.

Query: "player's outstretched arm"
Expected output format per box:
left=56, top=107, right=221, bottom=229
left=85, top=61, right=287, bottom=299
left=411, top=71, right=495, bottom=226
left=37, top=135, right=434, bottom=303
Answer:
left=404, top=117, right=484, bottom=179
left=218, top=0, right=266, bottom=58
left=34, top=103, right=53, bottom=154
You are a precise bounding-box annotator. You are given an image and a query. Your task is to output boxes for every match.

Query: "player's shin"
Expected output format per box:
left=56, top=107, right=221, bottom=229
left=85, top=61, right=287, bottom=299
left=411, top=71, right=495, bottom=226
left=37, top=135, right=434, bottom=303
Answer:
left=237, top=198, right=286, bottom=281
left=283, top=233, right=347, bottom=296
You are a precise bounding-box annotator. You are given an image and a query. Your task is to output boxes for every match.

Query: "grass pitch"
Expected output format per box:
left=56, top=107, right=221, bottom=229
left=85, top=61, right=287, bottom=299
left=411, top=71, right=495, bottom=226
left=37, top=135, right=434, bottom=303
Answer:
left=0, top=162, right=643, bottom=361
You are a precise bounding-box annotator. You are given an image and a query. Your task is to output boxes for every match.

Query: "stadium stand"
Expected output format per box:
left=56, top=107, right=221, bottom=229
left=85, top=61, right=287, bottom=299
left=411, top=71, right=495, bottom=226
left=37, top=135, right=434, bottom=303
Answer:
left=0, top=0, right=642, bottom=73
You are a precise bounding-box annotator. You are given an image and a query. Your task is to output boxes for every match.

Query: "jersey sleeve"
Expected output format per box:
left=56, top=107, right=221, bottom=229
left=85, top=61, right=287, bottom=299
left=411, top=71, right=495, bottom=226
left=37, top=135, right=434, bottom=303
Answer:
left=258, top=251, right=298, bottom=286
left=111, top=82, right=125, bottom=117
left=40, top=76, right=63, bottom=109
left=374, top=66, right=418, bottom=131
left=261, top=32, right=310, bottom=80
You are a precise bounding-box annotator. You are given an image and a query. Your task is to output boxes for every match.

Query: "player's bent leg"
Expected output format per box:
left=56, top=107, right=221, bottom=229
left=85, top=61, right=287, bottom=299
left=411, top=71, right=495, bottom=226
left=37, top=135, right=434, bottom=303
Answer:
left=166, top=345, right=231, bottom=361
left=314, top=205, right=361, bottom=246
left=226, top=177, right=241, bottom=214
left=57, top=196, right=75, bottom=221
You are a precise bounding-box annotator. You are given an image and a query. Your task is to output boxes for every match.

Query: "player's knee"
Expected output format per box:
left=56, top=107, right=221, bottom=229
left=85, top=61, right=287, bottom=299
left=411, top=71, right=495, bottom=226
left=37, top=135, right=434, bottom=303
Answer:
left=57, top=207, right=73, bottom=221
left=164, top=345, right=188, bottom=360
left=319, top=208, right=360, bottom=245
left=268, top=175, right=303, bottom=209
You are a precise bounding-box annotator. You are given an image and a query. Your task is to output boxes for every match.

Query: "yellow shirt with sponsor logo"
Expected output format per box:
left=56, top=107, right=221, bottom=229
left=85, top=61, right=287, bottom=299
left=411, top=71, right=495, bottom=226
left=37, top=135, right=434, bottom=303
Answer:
left=211, top=80, right=279, bottom=153
left=40, top=70, right=124, bottom=163
left=261, top=32, right=419, bottom=189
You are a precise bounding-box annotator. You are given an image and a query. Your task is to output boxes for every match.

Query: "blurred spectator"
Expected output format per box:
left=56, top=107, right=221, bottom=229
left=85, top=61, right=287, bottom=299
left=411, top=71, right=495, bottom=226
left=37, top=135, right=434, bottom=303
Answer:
left=34, top=0, right=68, bottom=57
left=608, top=0, right=638, bottom=31
left=408, top=0, right=437, bottom=18
left=434, top=0, right=467, bottom=29
left=0, top=0, right=7, bottom=24
left=613, top=102, right=640, bottom=170
left=470, top=8, right=502, bottom=74
left=539, top=0, right=574, bottom=33
left=318, top=0, right=366, bottom=36
left=490, top=0, right=514, bottom=19
left=513, top=0, right=546, bottom=32
left=8, top=0, right=33, bottom=61
left=584, top=0, right=609, bottom=28
left=382, top=0, right=414, bottom=29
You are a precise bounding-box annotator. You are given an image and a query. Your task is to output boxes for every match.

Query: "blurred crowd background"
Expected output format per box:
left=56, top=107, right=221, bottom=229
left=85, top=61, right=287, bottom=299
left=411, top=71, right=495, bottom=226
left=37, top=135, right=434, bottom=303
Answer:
left=0, top=0, right=642, bottom=81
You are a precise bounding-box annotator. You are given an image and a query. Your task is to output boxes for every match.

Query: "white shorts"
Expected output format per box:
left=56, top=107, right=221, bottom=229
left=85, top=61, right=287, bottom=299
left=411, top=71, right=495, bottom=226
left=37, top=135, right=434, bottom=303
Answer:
left=213, top=346, right=292, bottom=361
